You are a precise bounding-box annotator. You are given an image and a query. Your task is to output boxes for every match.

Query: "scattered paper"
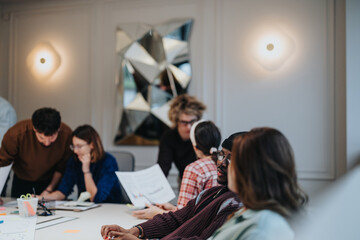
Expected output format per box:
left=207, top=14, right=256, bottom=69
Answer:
left=0, top=163, right=13, bottom=194
left=0, top=215, right=36, bottom=240
left=54, top=202, right=100, bottom=211
left=36, top=216, right=77, bottom=230
left=64, top=229, right=80, bottom=233
left=116, top=164, right=175, bottom=208
left=64, top=201, right=94, bottom=207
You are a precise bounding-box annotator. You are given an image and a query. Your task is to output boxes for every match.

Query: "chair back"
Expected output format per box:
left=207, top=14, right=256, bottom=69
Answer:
left=109, top=151, right=135, bottom=171
left=108, top=151, right=135, bottom=203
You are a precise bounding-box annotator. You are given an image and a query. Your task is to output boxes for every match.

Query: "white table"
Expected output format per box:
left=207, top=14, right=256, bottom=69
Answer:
left=2, top=199, right=145, bottom=240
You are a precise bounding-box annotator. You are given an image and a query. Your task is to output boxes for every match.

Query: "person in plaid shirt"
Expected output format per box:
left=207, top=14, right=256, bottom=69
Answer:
left=132, top=120, right=221, bottom=219
left=177, top=120, right=221, bottom=208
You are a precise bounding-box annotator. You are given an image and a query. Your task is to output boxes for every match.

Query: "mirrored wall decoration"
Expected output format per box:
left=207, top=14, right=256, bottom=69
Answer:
left=114, top=18, right=193, bottom=145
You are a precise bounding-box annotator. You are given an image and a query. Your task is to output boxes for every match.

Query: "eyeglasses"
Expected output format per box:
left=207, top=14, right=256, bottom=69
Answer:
left=178, top=119, right=197, bottom=126
left=217, top=150, right=231, bottom=164
left=69, top=144, right=87, bottom=151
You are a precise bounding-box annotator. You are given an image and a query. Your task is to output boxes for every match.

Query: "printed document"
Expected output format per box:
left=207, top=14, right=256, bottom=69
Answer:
left=0, top=163, right=12, bottom=194
left=0, top=215, right=36, bottom=240
left=116, top=164, right=175, bottom=208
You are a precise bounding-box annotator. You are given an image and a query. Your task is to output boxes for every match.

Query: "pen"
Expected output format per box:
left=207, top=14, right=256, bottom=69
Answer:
left=33, top=187, right=36, bottom=196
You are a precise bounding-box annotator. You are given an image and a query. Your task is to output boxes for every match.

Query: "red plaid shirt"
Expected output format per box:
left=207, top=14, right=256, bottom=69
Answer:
left=177, top=158, right=219, bottom=208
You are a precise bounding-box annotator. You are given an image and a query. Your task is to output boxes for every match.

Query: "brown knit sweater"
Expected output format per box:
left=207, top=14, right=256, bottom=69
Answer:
left=0, top=119, right=72, bottom=181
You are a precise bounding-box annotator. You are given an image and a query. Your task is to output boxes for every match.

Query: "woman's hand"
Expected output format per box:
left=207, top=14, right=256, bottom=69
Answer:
left=79, top=152, right=91, bottom=173
left=156, top=202, right=177, bottom=211
left=132, top=203, right=167, bottom=219
left=38, top=189, right=52, bottom=199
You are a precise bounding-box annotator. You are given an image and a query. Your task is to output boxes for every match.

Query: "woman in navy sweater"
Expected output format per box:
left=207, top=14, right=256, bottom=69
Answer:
left=40, top=125, right=125, bottom=203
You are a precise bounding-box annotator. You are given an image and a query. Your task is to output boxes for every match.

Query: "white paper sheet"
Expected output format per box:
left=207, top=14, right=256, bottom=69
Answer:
left=0, top=163, right=13, bottom=194
left=0, top=215, right=36, bottom=240
left=116, top=164, right=175, bottom=208
left=36, top=216, right=77, bottom=230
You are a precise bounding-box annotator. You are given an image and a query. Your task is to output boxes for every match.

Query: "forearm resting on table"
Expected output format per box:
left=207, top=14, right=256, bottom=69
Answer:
left=38, top=190, right=65, bottom=201
left=132, top=203, right=177, bottom=219
left=83, top=172, right=97, bottom=201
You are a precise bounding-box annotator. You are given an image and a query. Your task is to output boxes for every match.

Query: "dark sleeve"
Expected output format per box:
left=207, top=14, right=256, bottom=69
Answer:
left=139, top=197, right=197, bottom=239
left=54, top=125, right=72, bottom=174
left=165, top=205, right=236, bottom=240
left=93, top=154, right=119, bottom=203
left=157, top=132, right=175, bottom=177
left=57, top=157, right=77, bottom=197
left=0, top=128, right=18, bottom=167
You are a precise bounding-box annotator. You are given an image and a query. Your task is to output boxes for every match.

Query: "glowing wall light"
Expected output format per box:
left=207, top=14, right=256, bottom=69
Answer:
left=27, top=42, right=61, bottom=80
left=252, top=27, right=295, bottom=71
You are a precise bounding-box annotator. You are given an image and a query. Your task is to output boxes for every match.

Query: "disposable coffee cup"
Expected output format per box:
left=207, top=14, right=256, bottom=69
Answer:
left=17, top=198, right=38, bottom=217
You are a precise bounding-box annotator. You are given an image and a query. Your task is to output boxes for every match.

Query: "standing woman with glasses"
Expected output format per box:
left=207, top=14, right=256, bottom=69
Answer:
left=39, top=125, right=126, bottom=203
left=157, top=94, right=206, bottom=180
left=209, top=127, right=308, bottom=240
left=176, top=120, right=221, bottom=208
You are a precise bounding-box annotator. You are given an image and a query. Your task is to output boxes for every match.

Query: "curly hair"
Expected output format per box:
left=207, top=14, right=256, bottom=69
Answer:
left=231, top=127, right=308, bottom=217
left=168, top=94, right=206, bottom=127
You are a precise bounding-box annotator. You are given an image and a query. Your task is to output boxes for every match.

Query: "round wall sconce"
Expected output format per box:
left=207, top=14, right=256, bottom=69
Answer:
left=27, top=42, right=61, bottom=80
left=252, top=27, right=295, bottom=71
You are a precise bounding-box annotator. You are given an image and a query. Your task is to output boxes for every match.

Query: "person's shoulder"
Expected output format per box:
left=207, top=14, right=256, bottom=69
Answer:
left=7, top=119, right=32, bottom=135
left=0, top=97, right=16, bottom=113
left=253, top=209, right=288, bottom=225
left=184, top=160, right=201, bottom=172
left=200, top=185, right=225, bottom=197
left=104, top=152, right=116, bottom=162
left=244, top=210, right=293, bottom=239
left=60, top=122, right=72, bottom=134
left=189, top=158, right=215, bottom=170
left=161, top=128, right=177, bottom=140
left=101, top=152, right=118, bottom=168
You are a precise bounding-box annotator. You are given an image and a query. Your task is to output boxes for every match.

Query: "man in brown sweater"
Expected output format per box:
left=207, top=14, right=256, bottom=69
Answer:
left=0, top=107, right=72, bottom=198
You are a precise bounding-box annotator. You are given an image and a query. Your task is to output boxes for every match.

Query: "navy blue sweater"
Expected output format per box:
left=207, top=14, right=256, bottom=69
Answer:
left=57, top=152, right=124, bottom=203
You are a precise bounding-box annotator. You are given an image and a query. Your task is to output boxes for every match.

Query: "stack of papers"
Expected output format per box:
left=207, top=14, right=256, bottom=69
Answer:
left=116, top=164, right=175, bottom=208
left=54, top=201, right=99, bottom=211
left=63, top=201, right=94, bottom=207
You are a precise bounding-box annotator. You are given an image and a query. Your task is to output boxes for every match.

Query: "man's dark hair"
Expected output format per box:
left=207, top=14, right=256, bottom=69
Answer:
left=32, top=107, right=61, bottom=136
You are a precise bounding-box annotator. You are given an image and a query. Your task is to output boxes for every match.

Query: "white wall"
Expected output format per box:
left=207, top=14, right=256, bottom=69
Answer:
left=0, top=5, right=10, bottom=99
left=346, top=0, right=360, bottom=169
left=0, top=0, right=346, bottom=198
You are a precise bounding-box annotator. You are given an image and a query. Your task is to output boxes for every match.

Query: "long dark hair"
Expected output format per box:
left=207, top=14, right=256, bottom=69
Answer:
left=231, top=127, right=308, bottom=217
left=194, top=121, right=221, bottom=162
left=72, top=125, right=105, bottom=163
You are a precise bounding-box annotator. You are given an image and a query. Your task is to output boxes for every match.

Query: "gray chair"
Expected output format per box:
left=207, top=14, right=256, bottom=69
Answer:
left=109, top=151, right=135, bottom=203
left=109, top=151, right=135, bottom=171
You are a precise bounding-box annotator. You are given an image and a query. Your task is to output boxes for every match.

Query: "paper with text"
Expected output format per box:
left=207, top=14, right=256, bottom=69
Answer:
left=0, top=215, right=36, bottom=240
left=116, top=164, right=175, bottom=208
left=0, top=163, right=12, bottom=194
